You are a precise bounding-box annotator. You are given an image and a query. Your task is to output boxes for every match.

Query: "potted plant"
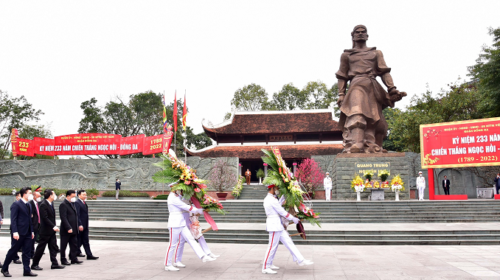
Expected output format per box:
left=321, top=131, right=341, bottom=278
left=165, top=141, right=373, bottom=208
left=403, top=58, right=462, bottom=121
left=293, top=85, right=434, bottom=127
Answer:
left=232, top=176, right=245, bottom=199
left=351, top=175, right=365, bottom=201
left=379, top=169, right=390, bottom=188
left=364, top=170, right=375, bottom=182
left=295, top=159, right=324, bottom=199
left=256, top=168, right=265, bottom=184
left=390, top=174, right=405, bottom=201
left=208, top=159, right=238, bottom=201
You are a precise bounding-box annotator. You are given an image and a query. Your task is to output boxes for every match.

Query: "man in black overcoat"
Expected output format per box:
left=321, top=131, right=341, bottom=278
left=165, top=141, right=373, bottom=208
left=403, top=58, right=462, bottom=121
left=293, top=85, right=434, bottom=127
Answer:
left=59, top=190, right=83, bottom=266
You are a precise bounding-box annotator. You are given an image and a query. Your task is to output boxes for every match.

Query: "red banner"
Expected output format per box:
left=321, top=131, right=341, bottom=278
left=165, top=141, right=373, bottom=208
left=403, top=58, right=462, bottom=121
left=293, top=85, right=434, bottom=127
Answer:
left=119, top=135, right=145, bottom=155
left=15, top=138, right=34, bottom=157
left=10, top=132, right=173, bottom=157
left=54, top=134, right=122, bottom=155
left=11, top=128, right=19, bottom=157
left=420, top=117, right=500, bottom=168
left=142, top=135, right=164, bottom=155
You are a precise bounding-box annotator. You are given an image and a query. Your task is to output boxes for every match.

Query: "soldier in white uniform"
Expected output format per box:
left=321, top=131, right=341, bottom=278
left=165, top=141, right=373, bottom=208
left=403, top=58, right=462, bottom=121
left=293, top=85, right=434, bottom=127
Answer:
left=262, top=185, right=313, bottom=274
left=416, top=171, right=426, bottom=201
left=165, top=191, right=215, bottom=271
left=172, top=197, right=219, bottom=268
left=323, top=172, right=333, bottom=201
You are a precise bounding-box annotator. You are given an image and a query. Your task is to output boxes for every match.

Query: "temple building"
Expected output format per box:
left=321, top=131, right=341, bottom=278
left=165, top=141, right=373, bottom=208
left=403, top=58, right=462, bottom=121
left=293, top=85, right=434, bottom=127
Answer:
left=186, top=108, right=344, bottom=182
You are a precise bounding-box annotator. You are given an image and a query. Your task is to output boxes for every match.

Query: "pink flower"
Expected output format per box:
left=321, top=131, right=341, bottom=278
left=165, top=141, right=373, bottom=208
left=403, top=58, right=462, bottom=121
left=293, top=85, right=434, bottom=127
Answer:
left=185, top=181, right=191, bottom=185
left=194, top=188, right=200, bottom=193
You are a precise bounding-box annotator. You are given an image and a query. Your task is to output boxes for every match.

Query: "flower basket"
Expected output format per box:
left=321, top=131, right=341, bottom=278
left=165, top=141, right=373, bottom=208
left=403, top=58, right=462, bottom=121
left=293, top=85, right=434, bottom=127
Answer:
left=363, top=170, right=375, bottom=181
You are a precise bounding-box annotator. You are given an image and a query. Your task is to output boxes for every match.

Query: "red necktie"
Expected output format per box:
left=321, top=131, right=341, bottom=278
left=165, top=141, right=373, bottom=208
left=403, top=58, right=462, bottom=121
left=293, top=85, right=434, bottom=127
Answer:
left=35, top=202, right=40, bottom=223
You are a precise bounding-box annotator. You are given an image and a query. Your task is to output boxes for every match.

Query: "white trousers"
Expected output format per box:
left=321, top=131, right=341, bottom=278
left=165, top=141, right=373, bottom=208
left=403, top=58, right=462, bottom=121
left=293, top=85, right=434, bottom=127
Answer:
left=417, top=187, right=425, bottom=200
left=325, top=188, right=332, bottom=201
left=165, top=227, right=205, bottom=266
left=175, top=235, right=212, bottom=262
left=262, top=230, right=305, bottom=270
left=280, top=230, right=304, bottom=263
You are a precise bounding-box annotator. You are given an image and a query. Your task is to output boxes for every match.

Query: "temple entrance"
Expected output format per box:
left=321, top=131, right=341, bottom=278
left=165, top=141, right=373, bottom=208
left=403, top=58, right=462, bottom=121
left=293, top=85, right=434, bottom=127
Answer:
left=240, top=160, right=264, bottom=183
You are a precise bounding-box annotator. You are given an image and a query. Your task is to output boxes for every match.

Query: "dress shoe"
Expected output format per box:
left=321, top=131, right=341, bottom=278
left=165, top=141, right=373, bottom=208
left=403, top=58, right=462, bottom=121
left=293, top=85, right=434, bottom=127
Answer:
left=13, top=260, right=22, bottom=264
left=87, top=256, right=99, bottom=260
left=262, top=268, right=277, bottom=274
left=208, top=253, right=220, bottom=258
left=77, top=253, right=85, bottom=258
left=298, top=259, right=314, bottom=266
left=30, top=265, right=43, bottom=271
left=23, top=271, right=37, bottom=277
left=269, top=265, right=280, bottom=270
left=61, top=260, right=71, bottom=266
left=71, top=260, right=83, bottom=265
left=173, top=262, right=186, bottom=268
left=164, top=265, right=179, bottom=271
left=51, top=264, right=65, bottom=269
left=202, top=255, right=215, bottom=262
left=0, top=269, right=11, bottom=277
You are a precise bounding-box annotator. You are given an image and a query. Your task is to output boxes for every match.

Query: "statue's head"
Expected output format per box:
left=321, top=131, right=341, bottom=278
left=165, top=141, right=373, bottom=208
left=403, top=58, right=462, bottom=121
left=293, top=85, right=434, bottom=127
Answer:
left=351, top=25, right=368, bottom=46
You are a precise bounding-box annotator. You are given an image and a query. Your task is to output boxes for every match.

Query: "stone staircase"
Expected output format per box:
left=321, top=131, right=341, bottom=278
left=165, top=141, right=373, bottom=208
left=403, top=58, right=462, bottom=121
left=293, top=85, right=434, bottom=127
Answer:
left=237, top=184, right=268, bottom=199
left=71, top=200, right=500, bottom=223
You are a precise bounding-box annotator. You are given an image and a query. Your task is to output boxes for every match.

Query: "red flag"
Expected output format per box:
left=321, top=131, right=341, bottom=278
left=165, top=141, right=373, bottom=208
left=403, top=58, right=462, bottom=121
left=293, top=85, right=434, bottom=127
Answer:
left=173, top=91, right=178, bottom=132
left=182, top=94, right=187, bottom=131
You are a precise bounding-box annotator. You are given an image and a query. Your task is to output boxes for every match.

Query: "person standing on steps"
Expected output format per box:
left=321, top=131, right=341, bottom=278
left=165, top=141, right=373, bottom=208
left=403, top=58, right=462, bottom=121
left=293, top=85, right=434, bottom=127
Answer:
left=1, top=187, right=37, bottom=277
left=59, top=190, right=83, bottom=266
left=262, top=184, right=313, bottom=274
left=323, top=172, right=333, bottom=201
left=494, top=173, right=500, bottom=195
left=115, top=179, right=121, bottom=200
left=31, top=189, right=65, bottom=270
left=416, top=171, right=426, bottom=201
left=245, top=169, right=251, bottom=185
left=442, top=175, right=451, bottom=196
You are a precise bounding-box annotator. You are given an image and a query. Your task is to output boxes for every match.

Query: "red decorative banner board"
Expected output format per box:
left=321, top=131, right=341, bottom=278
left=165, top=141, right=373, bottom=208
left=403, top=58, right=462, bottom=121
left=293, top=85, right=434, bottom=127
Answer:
left=54, top=134, right=122, bottom=155
left=11, top=128, right=19, bottom=157
left=142, top=135, right=164, bottom=155
left=12, top=133, right=170, bottom=157
left=420, top=117, right=500, bottom=168
left=162, top=130, right=174, bottom=155
left=15, top=139, right=34, bottom=157
left=119, top=135, right=145, bottom=155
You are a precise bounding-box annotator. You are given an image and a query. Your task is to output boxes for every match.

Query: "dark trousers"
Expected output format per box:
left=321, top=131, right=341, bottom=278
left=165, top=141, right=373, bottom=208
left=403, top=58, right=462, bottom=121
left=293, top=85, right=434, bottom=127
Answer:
left=78, top=229, right=92, bottom=256
left=496, top=185, right=500, bottom=195
left=443, top=186, right=450, bottom=195
left=32, top=233, right=58, bottom=266
left=2, top=233, right=32, bottom=273
left=31, top=228, right=39, bottom=258
left=10, top=234, right=20, bottom=261
left=60, top=234, right=78, bottom=262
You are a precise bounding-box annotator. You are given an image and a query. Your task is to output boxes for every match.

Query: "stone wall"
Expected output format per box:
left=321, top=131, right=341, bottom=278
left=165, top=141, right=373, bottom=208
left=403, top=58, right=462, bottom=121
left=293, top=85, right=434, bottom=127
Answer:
left=0, top=157, right=238, bottom=191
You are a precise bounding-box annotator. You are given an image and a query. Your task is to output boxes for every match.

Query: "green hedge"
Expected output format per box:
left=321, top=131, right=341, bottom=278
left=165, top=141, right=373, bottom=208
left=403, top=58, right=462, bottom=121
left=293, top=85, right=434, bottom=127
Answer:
left=154, top=194, right=169, bottom=200
left=101, top=190, right=149, bottom=197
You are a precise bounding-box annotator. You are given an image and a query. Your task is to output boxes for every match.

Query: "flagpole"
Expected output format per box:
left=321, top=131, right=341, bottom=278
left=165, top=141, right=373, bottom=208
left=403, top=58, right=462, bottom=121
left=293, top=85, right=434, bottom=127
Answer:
left=184, top=90, right=187, bottom=163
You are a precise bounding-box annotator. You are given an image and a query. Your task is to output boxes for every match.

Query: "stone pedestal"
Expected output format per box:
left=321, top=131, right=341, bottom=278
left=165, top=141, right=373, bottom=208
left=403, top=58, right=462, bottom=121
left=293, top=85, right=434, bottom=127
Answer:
left=370, top=189, right=385, bottom=201
left=477, top=187, right=494, bottom=199
left=331, top=153, right=413, bottom=200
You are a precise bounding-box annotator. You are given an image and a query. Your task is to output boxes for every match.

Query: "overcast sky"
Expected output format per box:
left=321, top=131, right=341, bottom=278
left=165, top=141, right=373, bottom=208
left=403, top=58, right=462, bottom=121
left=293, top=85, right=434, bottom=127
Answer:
left=1, top=1, right=499, bottom=137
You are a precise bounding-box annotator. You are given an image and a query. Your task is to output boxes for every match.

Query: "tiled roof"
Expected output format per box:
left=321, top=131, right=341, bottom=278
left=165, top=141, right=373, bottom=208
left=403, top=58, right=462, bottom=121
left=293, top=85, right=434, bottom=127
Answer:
left=186, top=144, right=343, bottom=159
left=203, top=111, right=341, bottom=136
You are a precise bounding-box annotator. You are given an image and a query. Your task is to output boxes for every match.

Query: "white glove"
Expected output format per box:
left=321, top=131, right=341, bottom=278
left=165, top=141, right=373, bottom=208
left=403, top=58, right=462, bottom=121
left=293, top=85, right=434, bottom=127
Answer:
left=195, top=208, right=204, bottom=215
left=292, top=217, right=299, bottom=224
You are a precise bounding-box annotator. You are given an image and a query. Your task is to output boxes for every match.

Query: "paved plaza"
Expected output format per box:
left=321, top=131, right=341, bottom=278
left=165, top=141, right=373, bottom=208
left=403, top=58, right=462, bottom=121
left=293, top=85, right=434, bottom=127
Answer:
left=2, top=236, right=500, bottom=279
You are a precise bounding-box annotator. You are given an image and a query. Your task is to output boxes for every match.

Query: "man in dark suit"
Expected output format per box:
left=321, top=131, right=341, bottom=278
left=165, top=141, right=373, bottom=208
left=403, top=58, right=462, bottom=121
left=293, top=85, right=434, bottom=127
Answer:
left=75, top=190, right=99, bottom=260
left=1, top=187, right=37, bottom=277
left=59, top=190, right=83, bottom=266
left=28, top=186, right=42, bottom=259
left=442, top=175, right=451, bottom=195
left=8, top=192, right=22, bottom=266
left=31, top=189, right=65, bottom=270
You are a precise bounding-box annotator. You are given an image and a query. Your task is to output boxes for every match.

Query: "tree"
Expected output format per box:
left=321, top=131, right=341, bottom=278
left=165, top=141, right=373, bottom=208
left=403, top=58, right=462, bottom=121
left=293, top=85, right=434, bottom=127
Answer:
left=296, top=158, right=325, bottom=193
left=386, top=81, right=481, bottom=152
left=468, top=27, right=500, bottom=117
left=301, top=81, right=335, bottom=109
left=269, top=83, right=307, bottom=111
left=78, top=98, right=105, bottom=134
left=207, top=159, right=238, bottom=192
left=0, top=90, right=44, bottom=159
left=230, top=83, right=270, bottom=111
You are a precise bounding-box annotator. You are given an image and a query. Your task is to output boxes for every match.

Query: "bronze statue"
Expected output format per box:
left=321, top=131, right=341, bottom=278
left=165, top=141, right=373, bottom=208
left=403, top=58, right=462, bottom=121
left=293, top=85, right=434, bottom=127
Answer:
left=336, top=25, right=407, bottom=153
